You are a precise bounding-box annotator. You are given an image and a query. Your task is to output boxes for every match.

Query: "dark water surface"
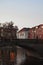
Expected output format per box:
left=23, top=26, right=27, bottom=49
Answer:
left=16, top=46, right=43, bottom=65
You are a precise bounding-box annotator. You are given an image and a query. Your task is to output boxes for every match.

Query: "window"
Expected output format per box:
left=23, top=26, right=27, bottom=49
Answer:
left=20, top=33, right=24, bottom=36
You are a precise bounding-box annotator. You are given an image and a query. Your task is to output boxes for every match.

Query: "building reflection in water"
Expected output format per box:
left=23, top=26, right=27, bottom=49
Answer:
left=0, top=46, right=17, bottom=65
left=16, top=46, right=26, bottom=65
left=0, top=46, right=26, bottom=65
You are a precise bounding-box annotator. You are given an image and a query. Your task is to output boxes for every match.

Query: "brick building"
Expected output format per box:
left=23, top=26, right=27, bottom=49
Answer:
left=28, top=26, right=38, bottom=39
left=28, top=24, right=43, bottom=39
left=37, top=24, right=43, bottom=39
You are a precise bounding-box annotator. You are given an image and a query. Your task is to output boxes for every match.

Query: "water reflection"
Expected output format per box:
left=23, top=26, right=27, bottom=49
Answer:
left=0, top=46, right=41, bottom=65
left=16, top=46, right=26, bottom=65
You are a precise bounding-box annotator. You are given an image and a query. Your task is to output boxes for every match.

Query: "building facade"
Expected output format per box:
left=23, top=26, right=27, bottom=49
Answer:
left=17, top=28, right=30, bottom=39
left=28, top=24, right=43, bottom=39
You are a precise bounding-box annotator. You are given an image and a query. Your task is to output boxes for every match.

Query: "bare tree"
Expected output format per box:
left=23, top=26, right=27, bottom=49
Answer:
left=0, top=21, right=18, bottom=39
left=8, top=21, right=14, bottom=28
left=14, top=26, right=18, bottom=31
left=3, top=21, right=14, bottom=29
left=0, top=23, right=1, bottom=27
left=3, top=22, right=8, bottom=28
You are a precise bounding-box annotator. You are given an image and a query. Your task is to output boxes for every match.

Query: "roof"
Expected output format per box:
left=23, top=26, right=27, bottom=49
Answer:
left=38, top=24, right=43, bottom=27
left=18, top=28, right=30, bottom=33
left=32, top=24, right=43, bottom=28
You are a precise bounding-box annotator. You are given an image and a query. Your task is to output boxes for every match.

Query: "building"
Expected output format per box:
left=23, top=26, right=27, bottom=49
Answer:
left=28, top=26, right=38, bottom=39
left=28, top=24, right=43, bottom=39
left=17, top=28, right=30, bottom=39
left=37, top=24, right=43, bottom=39
left=16, top=28, right=29, bottom=65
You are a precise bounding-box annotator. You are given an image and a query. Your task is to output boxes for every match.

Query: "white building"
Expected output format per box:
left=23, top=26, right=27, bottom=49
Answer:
left=17, top=28, right=30, bottom=39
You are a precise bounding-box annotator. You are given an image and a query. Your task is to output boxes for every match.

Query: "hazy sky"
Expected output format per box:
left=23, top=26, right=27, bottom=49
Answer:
left=0, top=0, right=43, bottom=29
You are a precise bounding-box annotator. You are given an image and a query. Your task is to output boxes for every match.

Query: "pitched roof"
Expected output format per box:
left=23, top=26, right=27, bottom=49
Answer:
left=18, top=28, right=30, bottom=33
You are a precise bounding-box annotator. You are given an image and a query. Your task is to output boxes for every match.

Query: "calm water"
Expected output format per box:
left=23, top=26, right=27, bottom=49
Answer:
left=16, top=46, right=26, bottom=65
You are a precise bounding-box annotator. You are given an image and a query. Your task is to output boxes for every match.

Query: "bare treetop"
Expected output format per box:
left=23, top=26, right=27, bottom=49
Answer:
left=0, top=21, right=18, bottom=31
left=2, top=21, right=14, bottom=28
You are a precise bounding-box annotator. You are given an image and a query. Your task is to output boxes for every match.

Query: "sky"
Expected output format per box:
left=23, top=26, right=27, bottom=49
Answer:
left=0, top=0, right=43, bottom=29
